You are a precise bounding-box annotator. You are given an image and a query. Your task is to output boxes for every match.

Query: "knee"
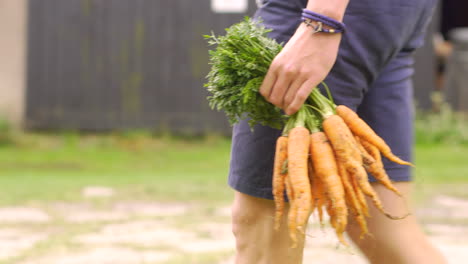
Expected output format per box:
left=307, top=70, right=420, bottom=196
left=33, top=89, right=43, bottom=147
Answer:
left=231, top=193, right=273, bottom=237
left=231, top=201, right=262, bottom=236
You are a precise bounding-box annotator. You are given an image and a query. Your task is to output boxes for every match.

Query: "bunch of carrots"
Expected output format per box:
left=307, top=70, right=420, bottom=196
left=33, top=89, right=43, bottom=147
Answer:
left=273, top=87, right=412, bottom=247
left=205, top=18, right=412, bottom=247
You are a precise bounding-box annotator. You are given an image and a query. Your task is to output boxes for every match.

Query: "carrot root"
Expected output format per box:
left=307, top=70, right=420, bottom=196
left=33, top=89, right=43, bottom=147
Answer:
left=273, top=136, right=288, bottom=230
left=336, top=105, right=414, bottom=167
left=288, top=127, right=312, bottom=233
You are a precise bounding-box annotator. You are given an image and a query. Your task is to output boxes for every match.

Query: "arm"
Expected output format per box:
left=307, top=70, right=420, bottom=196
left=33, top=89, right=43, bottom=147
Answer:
left=259, top=0, right=349, bottom=115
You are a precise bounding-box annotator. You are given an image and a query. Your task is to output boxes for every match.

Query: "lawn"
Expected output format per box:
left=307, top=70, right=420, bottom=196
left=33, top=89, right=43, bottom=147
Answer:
left=0, top=132, right=467, bottom=264
left=0, top=133, right=232, bottom=205
left=0, top=132, right=467, bottom=206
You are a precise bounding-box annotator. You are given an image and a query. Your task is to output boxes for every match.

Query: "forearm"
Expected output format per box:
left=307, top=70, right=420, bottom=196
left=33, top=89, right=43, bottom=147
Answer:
left=306, top=0, right=349, bottom=21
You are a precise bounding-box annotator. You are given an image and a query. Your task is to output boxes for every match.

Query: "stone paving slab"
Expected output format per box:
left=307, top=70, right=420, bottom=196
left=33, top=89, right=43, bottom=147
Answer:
left=19, top=247, right=172, bottom=264
left=113, top=202, right=189, bottom=217
left=2, top=195, right=468, bottom=264
left=74, top=220, right=196, bottom=248
left=0, top=228, right=49, bottom=260
left=0, top=207, right=50, bottom=223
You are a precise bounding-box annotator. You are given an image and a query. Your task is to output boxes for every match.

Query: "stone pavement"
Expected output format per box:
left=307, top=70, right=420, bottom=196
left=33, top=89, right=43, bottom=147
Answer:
left=0, top=187, right=467, bottom=264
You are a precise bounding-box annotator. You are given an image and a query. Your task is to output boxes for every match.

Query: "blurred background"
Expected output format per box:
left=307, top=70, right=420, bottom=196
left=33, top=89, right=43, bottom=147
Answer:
left=0, top=0, right=467, bottom=263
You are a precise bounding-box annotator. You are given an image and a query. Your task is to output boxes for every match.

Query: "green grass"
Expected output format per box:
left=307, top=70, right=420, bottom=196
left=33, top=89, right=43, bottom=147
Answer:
left=0, top=133, right=232, bottom=205
left=414, top=143, right=468, bottom=184
left=0, top=133, right=467, bottom=206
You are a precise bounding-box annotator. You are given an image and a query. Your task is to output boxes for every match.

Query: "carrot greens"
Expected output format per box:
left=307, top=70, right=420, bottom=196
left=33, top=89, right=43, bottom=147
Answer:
left=205, top=18, right=285, bottom=129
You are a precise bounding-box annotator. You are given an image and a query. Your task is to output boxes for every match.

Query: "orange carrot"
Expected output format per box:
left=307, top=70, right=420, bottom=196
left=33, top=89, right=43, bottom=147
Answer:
left=351, top=171, right=369, bottom=217
left=316, top=179, right=325, bottom=225
left=348, top=162, right=408, bottom=220
left=323, top=115, right=401, bottom=219
left=322, top=115, right=361, bottom=167
left=308, top=159, right=316, bottom=212
left=309, top=132, right=347, bottom=244
left=311, top=168, right=325, bottom=225
left=336, top=105, right=413, bottom=167
left=337, top=161, right=369, bottom=238
left=322, top=114, right=367, bottom=219
left=348, top=162, right=385, bottom=214
left=361, top=137, right=382, bottom=163
left=285, top=171, right=294, bottom=202
left=288, top=127, right=312, bottom=234
left=273, top=136, right=288, bottom=230
left=359, top=138, right=402, bottom=196
left=349, top=199, right=369, bottom=239
left=285, top=174, right=298, bottom=247
left=354, top=136, right=376, bottom=166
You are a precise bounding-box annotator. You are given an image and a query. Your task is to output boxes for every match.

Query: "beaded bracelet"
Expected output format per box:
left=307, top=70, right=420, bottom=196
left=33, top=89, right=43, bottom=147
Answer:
left=301, top=9, right=346, bottom=34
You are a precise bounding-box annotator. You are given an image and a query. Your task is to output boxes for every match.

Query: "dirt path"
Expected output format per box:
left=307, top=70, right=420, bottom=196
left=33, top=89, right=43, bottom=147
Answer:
left=0, top=188, right=467, bottom=264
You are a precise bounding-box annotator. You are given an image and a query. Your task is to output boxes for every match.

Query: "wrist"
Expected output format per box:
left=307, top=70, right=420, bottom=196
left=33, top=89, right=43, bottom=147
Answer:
left=305, top=0, right=349, bottom=21
left=301, top=10, right=346, bottom=34
left=293, top=22, right=342, bottom=45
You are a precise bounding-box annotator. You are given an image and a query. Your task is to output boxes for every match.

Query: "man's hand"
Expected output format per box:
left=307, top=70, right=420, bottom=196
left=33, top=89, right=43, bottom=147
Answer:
left=259, top=0, right=348, bottom=115
left=259, top=23, right=342, bottom=115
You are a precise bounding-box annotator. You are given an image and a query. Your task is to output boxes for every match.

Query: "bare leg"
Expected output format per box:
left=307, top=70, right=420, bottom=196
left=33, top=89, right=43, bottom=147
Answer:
left=346, top=182, right=447, bottom=264
left=232, top=191, right=305, bottom=264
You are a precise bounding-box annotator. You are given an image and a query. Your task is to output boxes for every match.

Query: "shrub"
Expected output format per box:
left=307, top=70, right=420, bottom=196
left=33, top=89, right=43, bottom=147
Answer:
left=415, top=101, right=468, bottom=145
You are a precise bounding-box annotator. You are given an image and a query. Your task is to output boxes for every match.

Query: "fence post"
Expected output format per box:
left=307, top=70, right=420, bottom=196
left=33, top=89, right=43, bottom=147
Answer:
left=0, top=0, right=27, bottom=127
left=444, top=28, right=468, bottom=112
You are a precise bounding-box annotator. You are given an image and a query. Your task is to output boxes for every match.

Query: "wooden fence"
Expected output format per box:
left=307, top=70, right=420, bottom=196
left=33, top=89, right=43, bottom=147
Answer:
left=25, top=0, right=436, bottom=133
left=26, top=0, right=255, bottom=133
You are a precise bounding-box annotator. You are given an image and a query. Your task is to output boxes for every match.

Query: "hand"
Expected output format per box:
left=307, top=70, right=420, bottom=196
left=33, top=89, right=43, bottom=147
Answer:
left=259, top=23, right=342, bottom=115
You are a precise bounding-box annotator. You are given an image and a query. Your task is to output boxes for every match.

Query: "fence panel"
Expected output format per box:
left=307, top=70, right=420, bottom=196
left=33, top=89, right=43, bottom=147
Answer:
left=26, top=0, right=256, bottom=133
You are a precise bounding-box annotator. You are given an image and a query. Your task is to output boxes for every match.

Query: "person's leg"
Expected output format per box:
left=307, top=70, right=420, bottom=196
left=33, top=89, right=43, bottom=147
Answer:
left=346, top=182, right=446, bottom=264
left=346, top=48, right=446, bottom=263
left=231, top=191, right=305, bottom=264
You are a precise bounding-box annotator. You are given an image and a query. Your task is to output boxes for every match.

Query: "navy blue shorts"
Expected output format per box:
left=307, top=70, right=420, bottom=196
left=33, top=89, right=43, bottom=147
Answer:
left=228, top=0, right=436, bottom=200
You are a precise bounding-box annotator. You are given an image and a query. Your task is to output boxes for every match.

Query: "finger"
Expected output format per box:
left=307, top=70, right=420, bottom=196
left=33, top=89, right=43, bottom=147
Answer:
left=268, top=73, right=293, bottom=108
left=259, top=68, right=277, bottom=98
left=285, top=79, right=317, bottom=115
left=283, top=75, right=307, bottom=108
